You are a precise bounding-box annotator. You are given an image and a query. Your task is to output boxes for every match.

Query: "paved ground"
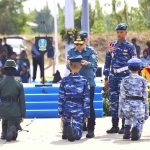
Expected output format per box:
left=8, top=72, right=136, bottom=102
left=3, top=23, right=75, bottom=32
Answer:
left=0, top=117, right=150, bottom=150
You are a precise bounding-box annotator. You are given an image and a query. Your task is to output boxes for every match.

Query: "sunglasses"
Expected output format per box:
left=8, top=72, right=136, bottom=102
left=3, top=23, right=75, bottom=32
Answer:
left=75, top=43, right=84, bottom=46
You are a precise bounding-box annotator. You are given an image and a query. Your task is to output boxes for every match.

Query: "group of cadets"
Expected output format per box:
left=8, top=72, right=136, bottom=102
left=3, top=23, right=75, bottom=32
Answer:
left=0, top=24, right=149, bottom=142
left=0, top=38, right=30, bottom=83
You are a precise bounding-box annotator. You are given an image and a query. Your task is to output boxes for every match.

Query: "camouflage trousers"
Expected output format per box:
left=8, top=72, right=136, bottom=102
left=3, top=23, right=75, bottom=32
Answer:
left=122, top=100, right=145, bottom=137
left=109, top=70, right=130, bottom=119
left=63, top=102, right=84, bottom=140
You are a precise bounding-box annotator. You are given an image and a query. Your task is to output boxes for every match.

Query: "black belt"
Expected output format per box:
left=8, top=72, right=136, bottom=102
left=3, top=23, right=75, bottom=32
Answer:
left=1, top=97, right=19, bottom=102
left=66, top=98, right=83, bottom=103
left=125, top=96, right=144, bottom=100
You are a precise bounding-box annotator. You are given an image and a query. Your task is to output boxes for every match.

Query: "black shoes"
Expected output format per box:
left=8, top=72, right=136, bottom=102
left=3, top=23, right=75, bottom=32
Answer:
left=86, top=130, right=95, bottom=138
left=1, top=125, right=7, bottom=139
left=6, top=125, right=17, bottom=142
left=62, top=125, right=68, bottom=139
left=131, top=127, right=140, bottom=141
left=67, top=126, right=75, bottom=142
left=123, top=125, right=131, bottom=139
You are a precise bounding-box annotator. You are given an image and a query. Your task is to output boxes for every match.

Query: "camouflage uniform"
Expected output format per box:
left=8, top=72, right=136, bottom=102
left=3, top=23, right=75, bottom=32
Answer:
left=103, top=23, right=137, bottom=134
left=58, top=72, right=90, bottom=141
left=67, top=33, right=97, bottom=138
left=119, top=73, right=149, bottom=140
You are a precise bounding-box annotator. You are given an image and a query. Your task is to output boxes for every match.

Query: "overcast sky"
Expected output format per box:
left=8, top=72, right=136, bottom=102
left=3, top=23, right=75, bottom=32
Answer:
left=23, top=0, right=139, bottom=15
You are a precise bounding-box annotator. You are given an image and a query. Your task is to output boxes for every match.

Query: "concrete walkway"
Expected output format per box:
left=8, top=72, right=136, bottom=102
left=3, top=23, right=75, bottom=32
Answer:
left=0, top=117, right=150, bottom=150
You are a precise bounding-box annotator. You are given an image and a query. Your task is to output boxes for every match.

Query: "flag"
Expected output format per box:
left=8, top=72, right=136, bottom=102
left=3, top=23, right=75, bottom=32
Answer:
left=81, top=0, right=89, bottom=34
left=64, top=0, right=74, bottom=76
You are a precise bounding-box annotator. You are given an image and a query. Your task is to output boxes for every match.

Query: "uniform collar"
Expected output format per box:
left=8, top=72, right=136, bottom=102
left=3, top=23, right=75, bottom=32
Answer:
left=117, top=39, right=127, bottom=45
left=74, top=46, right=87, bottom=51
left=130, top=73, right=139, bottom=78
left=69, top=72, right=80, bottom=76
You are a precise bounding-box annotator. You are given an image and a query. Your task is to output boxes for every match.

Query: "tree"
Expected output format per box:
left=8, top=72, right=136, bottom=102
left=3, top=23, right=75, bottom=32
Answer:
left=0, top=0, right=32, bottom=34
left=31, top=1, right=54, bottom=34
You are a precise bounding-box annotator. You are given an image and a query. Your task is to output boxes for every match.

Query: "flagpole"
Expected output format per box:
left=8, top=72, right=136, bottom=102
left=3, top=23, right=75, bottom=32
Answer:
left=54, top=0, right=59, bottom=71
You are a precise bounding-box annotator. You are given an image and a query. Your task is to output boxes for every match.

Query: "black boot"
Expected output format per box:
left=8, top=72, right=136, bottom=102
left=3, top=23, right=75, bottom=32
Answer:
left=86, top=130, right=94, bottom=138
left=67, top=126, right=75, bottom=142
left=131, top=127, right=140, bottom=141
left=106, top=119, right=119, bottom=133
left=1, top=120, right=8, bottom=139
left=62, top=125, right=68, bottom=139
left=118, top=119, right=125, bottom=134
left=123, top=125, right=131, bottom=139
left=83, top=123, right=88, bottom=131
left=6, top=125, right=17, bottom=142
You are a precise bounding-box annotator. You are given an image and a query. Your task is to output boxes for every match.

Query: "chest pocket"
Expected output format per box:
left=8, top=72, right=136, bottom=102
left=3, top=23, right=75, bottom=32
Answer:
left=82, top=54, right=90, bottom=61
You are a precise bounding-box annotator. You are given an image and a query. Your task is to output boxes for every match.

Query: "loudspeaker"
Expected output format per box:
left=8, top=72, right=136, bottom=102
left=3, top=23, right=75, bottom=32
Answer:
left=96, top=67, right=102, bottom=77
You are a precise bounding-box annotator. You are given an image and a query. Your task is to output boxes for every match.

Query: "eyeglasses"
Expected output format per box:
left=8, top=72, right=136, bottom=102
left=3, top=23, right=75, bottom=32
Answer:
left=75, top=43, right=83, bottom=46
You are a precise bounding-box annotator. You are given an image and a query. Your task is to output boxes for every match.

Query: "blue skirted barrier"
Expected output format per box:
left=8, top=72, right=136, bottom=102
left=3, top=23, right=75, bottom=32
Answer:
left=23, top=83, right=103, bottom=118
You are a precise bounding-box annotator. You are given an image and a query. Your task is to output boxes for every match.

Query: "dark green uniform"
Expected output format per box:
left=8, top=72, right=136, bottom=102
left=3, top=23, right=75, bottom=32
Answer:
left=0, top=59, right=26, bottom=141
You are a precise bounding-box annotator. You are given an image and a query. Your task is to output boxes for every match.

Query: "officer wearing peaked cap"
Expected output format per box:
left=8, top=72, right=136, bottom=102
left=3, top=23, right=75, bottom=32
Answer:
left=118, top=58, right=149, bottom=141
left=59, top=55, right=90, bottom=142
left=78, top=31, right=98, bottom=131
left=0, top=59, right=26, bottom=142
left=67, top=33, right=98, bottom=138
left=103, top=23, right=137, bottom=134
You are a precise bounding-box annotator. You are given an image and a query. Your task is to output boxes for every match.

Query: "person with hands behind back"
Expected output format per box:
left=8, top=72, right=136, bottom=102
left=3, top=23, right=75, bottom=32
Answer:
left=58, top=55, right=90, bottom=142
left=118, top=58, right=149, bottom=141
left=0, top=59, right=26, bottom=142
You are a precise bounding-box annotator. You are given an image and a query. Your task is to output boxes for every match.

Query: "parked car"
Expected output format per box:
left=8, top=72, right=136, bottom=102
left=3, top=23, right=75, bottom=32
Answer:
left=6, top=35, right=27, bottom=55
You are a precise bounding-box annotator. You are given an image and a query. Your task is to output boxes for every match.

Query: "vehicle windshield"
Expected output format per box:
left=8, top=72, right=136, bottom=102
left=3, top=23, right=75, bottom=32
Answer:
left=7, top=39, right=24, bottom=48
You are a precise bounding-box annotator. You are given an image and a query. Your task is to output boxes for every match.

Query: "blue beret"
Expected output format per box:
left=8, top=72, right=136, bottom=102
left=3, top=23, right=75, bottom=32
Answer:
left=127, top=58, right=142, bottom=66
left=79, top=31, right=88, bottom=38
left=115, top=23, right=128, bottom=30
left=74, top=34, right=85, bottom=44
left=69, top=55, right=82, bottom=62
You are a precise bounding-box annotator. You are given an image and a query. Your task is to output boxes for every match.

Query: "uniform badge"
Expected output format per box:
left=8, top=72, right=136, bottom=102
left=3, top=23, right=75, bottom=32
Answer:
left=92, top=54, right=96, bottom=59
left=111, top=52, right=114, bottom=58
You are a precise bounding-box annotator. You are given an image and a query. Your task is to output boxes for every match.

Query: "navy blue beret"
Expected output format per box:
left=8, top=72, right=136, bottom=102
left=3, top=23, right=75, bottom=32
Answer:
left=127, top=58, right=142, bottom=66
left=115, top=23, right=128, bottom=30
left=79, top=31, right=88, bottom=38
left=69, top=55, right=82, bottom=62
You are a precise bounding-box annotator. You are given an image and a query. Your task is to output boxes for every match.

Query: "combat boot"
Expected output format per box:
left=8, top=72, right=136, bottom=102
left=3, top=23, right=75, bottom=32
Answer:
left=6, top=125, right=17, bottom=142
left=118, top=119, right=125, bottom=134
left=1, top=120, right=8, bottom=139
left=62, top=125, right=68, bottom=139
left=83, top=123, right=88, bottom=131
left=131, top=127, right=140, bottom=141
left=86, top=130, right=94, bottom=138
left=1, top=125, right=8, bottom=139
left=123, top=125, right=131, bottom=139
left=67, top=126, right=75, bottom=142
left=106, top=119, right=119, bottom=133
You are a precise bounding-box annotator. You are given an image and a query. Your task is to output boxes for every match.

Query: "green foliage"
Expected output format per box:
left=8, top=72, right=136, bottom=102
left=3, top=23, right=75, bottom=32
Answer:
left=0, top=0, right=31, bottom=34
left=31, top=1, right=54, bottom=34
left=1, top=0, right=150, bottom=34
left=102, top=89, right=111, bottom=116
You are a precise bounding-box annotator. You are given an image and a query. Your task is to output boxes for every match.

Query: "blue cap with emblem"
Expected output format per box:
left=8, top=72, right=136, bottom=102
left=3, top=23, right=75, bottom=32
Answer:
left=115, top=23, right=128, bottom=30
left=69, top=55, right=82, bottom=62
left=79, top=31, right=88, bottom=38
left=127, top=58, right=142, bottom=66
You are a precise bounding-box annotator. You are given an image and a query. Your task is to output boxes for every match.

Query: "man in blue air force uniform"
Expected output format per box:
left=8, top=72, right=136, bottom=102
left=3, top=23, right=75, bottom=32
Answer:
left=103, top=23, right=137, bottom=134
